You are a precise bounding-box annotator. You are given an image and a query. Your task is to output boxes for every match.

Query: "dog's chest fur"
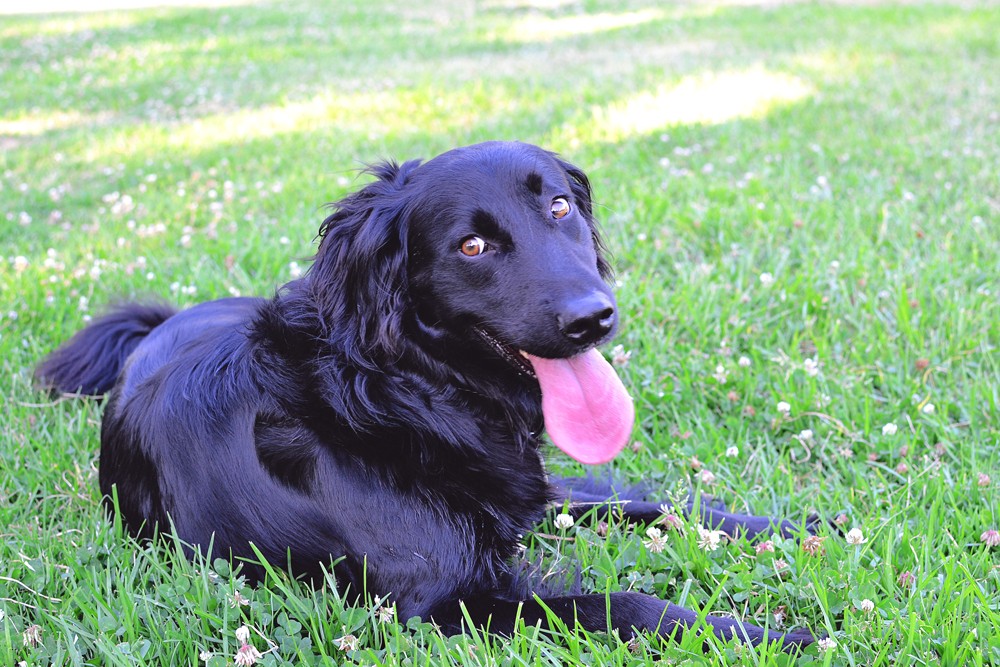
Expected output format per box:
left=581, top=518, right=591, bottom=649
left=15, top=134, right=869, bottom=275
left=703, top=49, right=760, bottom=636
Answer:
left=250, top=371, right=553, bottom=612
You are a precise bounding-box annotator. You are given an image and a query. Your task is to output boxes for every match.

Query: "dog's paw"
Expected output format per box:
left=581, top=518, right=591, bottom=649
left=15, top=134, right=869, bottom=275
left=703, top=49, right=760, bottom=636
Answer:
left=802, top=511, right=853, bottom=536
left=804, top=513, right=826, bottom=535
left=685, top=492, right=728, bottom=513
left=777, top=628, right=818, bottom=651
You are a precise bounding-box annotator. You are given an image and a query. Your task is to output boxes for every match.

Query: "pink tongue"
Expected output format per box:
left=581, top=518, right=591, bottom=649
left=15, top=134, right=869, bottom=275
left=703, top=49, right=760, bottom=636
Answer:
left=524, top=349, right=634, bottom=465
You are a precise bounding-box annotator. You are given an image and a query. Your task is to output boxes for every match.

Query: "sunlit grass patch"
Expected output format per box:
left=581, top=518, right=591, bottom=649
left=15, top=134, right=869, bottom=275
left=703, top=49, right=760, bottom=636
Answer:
left=496, top=8, right=667, bottom=43
left=585, top=67, right=815, bottom=142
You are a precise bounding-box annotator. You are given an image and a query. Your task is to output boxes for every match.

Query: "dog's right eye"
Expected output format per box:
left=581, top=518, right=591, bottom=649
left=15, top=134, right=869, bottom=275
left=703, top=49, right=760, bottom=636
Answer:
left=460, top=236, right=488, bottom=257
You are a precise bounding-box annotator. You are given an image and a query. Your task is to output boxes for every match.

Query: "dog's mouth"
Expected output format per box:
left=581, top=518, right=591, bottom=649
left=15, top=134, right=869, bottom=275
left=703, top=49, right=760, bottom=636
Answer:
left=473, top=327, right=536, bottom=378
left=472, top=325, right=634, bottom=466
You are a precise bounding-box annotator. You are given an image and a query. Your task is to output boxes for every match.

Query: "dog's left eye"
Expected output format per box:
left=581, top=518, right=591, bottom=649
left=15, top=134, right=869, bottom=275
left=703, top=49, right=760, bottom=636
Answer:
left=460, top=236, right=488, bottom=257
left=551, top=197, right=571, bottom=219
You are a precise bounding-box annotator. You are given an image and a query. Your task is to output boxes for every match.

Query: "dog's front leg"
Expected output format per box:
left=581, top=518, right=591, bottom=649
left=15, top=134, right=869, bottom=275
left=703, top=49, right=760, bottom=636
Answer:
left=551, top=476, right=819, bottom=539
left=684, top=504, right=824, bottom=539
left=552, top=475, right=727, bottom=522
left=431, top=591, right=814, bottom=652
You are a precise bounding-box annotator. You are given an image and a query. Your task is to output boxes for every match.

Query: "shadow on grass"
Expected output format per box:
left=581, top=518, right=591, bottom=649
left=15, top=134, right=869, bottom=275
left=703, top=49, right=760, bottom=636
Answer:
left=5, top=0, right=984, bottom=130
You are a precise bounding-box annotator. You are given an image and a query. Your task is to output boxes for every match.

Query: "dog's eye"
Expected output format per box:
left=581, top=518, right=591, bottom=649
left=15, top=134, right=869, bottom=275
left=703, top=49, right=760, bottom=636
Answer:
left=460, top=236, right=488, bottom=257
left=551, top=197, right=571, bottom=219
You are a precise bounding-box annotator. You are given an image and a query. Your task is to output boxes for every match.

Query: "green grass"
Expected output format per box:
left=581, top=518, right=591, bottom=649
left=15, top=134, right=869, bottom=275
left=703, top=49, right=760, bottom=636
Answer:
left=2, top=0, right=999, bottom=664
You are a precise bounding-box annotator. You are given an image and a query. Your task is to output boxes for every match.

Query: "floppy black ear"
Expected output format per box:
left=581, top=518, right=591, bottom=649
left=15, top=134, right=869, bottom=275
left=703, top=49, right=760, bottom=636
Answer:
left=309, top=160, right=422, bottom=362
left=555, top=157, right=613, bottom=281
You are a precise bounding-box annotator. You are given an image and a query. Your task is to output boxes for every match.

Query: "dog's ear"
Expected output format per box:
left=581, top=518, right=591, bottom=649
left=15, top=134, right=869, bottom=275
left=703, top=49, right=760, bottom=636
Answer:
left=309, top=159, right=422, bottom=361
left=555, top=157, right=613, bottom=281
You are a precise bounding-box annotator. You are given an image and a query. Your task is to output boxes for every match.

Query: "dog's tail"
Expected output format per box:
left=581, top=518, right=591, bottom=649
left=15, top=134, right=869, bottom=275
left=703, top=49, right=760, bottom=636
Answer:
left=35, top=302, right=177, bottom=396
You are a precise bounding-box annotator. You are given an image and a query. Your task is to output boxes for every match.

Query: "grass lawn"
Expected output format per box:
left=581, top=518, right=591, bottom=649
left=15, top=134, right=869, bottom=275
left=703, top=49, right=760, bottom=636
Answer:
left=2, top=0, right=999, bottom=664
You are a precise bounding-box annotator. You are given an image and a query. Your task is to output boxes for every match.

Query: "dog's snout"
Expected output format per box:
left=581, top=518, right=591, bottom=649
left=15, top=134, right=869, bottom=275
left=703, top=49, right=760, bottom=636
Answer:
left=557, top=292, right=616, bottom=346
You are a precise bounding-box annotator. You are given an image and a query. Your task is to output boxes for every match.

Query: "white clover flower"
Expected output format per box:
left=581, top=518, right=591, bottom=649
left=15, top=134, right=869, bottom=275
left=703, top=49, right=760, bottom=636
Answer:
left=235, top=625, right=250, bottom=644
left=335, top=633, right=359, bottom=651
left=759, top=272, right=775, bottom=287
left=922, top=403, right=935, bottom=414
left=698, top=469, right=716, bottom=485
left=22, top=624, right=42, bottom=647
left=644, top=526, right=667, bottom=553
left=859, top=599, right=875, bottom=613
left=803, top=357, right=820, bottom=377
left=376, top=603, right=395, bottom=623
left=696, top=526, right=724, bottom=551
left=660, top=511, right=683, bottom=530
left=777, top=401, right=791, bottom=416
left=755, top=540, right=775, bottom=555
left=713, top=364, right=728, bottom=383
left=553, top=513, right=574, bottom=530
left=846, top=528, right=866, bottom=546
left=802, top=535, right=826, bottom=556
left=738, top=355, right=751, bottom=368
left=798, top=429, right=814, bottom=442
left=611, top=344, right=632, bottom=367
left=725, top=445, right=739, bottom=458
left=234, top=643, right=262, bottom=666
left=817, top=637, right=837, bottom=653
left=882, top=422, right=898, bottom=436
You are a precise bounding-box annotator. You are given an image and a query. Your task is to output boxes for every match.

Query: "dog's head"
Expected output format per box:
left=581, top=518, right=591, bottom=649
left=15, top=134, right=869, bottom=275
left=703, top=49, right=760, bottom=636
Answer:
left=311, top=142, right=632, bottom=462
left=406, top=142, right=618, bottom=362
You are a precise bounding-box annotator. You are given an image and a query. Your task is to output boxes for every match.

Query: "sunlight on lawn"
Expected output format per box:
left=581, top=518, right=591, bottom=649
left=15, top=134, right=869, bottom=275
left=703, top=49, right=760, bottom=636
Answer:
left=78, top=87, right=490, bottom=161
left=0, top=0, right=256, bottom=14
left=482, top=0, right=579, bottom=10
left=0, top=110, right=112, bottom=136
left=164, top=94, right=370, bottom=148
left=497, top=9, right=665, bottom=43
left=588, top=67, right=815, bottom=140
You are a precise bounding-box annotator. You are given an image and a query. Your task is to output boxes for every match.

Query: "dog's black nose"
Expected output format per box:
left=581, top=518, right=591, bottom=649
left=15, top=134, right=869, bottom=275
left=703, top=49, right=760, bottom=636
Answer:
left=557, top=292, right=616, bottom=345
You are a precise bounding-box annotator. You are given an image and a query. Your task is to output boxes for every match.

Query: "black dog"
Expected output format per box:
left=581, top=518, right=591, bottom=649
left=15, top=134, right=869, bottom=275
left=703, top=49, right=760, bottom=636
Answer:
left=37, top=142, right=814, bottom=650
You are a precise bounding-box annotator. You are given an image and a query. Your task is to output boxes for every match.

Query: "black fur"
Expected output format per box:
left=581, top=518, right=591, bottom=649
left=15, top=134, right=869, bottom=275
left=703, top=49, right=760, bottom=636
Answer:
left=37, top=142, right=814, bottom=651
left=35, top=302, right=176, bottom=395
